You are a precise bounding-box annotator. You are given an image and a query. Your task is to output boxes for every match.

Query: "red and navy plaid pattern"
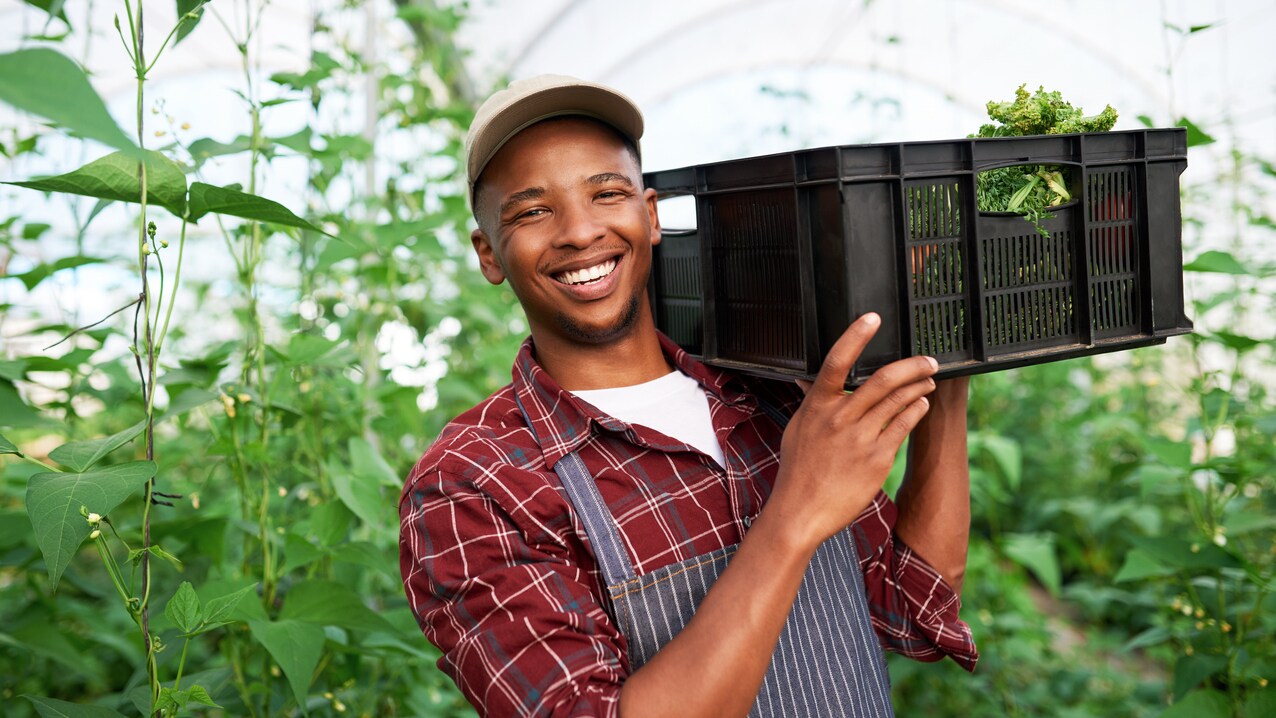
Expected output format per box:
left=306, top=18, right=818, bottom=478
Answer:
left=399, top=334, right=978, bottom=718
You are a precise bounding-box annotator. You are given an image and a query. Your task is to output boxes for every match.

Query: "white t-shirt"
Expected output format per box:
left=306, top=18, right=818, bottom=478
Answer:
left=571, top=370, right=726, bottom=467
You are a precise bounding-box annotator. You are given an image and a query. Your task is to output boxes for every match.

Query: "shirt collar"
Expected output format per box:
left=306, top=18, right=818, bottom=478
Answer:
left=510, top=331, right=755, bottom=467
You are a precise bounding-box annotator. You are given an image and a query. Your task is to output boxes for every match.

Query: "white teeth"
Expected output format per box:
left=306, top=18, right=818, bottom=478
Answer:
left=557, top=258, right=617, bottom=286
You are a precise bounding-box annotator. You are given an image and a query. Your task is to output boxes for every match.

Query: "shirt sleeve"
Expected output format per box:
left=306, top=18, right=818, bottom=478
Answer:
left=848, top=491, right=979, bottom=671
left=399, top=462, right=628, bottom=718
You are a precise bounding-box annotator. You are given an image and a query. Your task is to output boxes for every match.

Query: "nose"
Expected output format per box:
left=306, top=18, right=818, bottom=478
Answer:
left=553, top=198, right=606, bottom=249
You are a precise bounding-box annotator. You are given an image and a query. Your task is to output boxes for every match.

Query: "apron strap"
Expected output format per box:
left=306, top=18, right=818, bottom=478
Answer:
left=551, top=451, right=639, bottom=586
left=513, top=390, right=639, bottom=587
left=511, top=387, right=793, bottom=589
left=755, top=397, right=791, bottom=430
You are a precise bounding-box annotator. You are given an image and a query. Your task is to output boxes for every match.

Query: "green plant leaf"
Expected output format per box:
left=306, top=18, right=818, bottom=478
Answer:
left=1123, top=626, right=1170, bottom=651
left=1145, top=436, right=1193, bottom=469
left=350, top=437, right=401, bottom=488
left=1175, top=117, right=1216, bottom=147
left=306, top=502, right=354, bottom=547
left=328, top=456, right=385, bottom=529
left=0, top=510, right=33, bottom=549
left=1243, top=688, right=1276, bottom=718
left=1172, top=654, right=1228, bottom=701
left=48, top=420, right=146, bottom=472
left=21, top=1, right=72, bottom=27
left=0, top=360, right=26, bottom=383
left=279, top=579, right=396, bottom=634
left=186, top=685, right=220, bottom=709
left=201, top=584, right=256, bottom=629
left=1126, top=535, right=1240, bottom=571
left=333, top=540, right=396, bottom=575
left=0, top=381, right=44, bottom=428
left=26, top=460, right=157, bottom=587
left=12, top=256, right=106, bottom=291
left=187, top=181, right=328, bottom=234
left=271, top=127, right=313, bottom=154
left=22, top=221, right=52, bottom=239
left=13, top=622, right=105, bottom=681
left=24, top=696, right=127, bottom=718
left=1210, top=330, right=1264, bottom=352
left=174, top=0, right=208, bottom=45
left=1114, top=548, right=1174, bottom=582
left=0, top=48, right=138, bottom=155
left=155, top=687, right=184, bottom=713
left=1184, top=250, right=1248, bottom=275
left=6, top=151, right=188, bottom=218
left=248, top=619, right=325, bottom=708
left=282, top=532, right=327, bottom=574
left=971, top=432, right=1023, bottom=490
left=1001, top=533, right=1061, bottom=596
left=1159, top=689, right=1230, bottom=718
left=274, top=333, right=341, bottom=365
left=0, top=432, right=20, bottom=455
left=1223, top=509, right=1276, bottom=536
left=187, top=135, right=255, bottom=164
left=164, top=581, right=202, bottom=634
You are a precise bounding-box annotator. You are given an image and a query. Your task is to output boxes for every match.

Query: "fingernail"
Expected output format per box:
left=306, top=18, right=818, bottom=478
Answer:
left=927, top=356, right=939, bottom=371
left=862, top=312, right=879, bottom=326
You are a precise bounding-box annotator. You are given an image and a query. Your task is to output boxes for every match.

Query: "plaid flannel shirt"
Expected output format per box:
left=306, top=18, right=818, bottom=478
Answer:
left=400, top=333, right=978, bottom=718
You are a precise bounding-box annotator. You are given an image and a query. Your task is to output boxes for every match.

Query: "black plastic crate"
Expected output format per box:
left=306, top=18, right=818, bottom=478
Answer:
left=645, top=129, right=1193, bottom=385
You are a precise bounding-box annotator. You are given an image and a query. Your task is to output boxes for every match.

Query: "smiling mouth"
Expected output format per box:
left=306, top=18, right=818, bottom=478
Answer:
left=554, top=258, right=618, bottom=286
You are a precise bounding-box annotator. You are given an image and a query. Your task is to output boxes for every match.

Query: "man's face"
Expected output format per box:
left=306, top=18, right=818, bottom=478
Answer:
left=471, top=118, right=661, bottom=349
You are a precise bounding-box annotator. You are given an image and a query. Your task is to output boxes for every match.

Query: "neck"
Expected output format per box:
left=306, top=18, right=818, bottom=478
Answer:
left=532, top=313, right=672, bottom=391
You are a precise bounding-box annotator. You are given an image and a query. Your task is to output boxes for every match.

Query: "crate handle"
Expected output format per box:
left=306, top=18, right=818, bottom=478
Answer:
left=973, top=158, right=1084, bottom=173
left=656, top=191, right=698, bottom=237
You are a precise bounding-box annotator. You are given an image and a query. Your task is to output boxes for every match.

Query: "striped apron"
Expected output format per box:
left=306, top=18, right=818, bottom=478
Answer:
left=517, top=397, right=895, bottom=717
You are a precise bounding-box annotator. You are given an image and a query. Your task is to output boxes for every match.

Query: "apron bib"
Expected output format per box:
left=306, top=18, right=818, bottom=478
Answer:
left=518, top=396, right=894, bottom=717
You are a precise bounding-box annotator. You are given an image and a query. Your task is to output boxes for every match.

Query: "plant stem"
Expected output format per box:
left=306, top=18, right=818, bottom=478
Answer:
left=128, top=2, right=163, bottom=714
left=155, top=220, right=189, bottom=353
left=173, top=636, right=191, bottom=692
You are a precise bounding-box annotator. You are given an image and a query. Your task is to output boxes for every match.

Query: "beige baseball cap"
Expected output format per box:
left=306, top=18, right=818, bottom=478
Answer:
left=465, top=74, right=644, bottom=203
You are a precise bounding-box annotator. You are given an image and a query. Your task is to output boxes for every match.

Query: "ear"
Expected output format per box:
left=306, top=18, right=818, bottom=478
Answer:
left=644, top=188, right=662, bottom=247
left=471, top=228, right=507, bottom=285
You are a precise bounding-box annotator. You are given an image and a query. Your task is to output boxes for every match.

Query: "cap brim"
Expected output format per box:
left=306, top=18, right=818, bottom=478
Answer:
left=466, top=76, right=644, bottom=202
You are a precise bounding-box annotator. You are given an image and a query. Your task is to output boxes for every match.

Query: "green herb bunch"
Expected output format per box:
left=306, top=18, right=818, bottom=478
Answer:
left=974, top=85, right=1118, bottom=231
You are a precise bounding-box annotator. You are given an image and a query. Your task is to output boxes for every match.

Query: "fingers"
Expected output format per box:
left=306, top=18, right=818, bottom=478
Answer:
left=849, top=355, right=938, bottom=418
left=862, top=375, right=936, bottom=430
left=881, top=395, right=931, bottom=446
left=812, top=313, right=880, bottom=396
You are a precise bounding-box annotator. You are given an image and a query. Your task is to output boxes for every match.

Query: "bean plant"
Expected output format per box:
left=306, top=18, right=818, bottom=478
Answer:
left=2, top=1, right=517, bottom=716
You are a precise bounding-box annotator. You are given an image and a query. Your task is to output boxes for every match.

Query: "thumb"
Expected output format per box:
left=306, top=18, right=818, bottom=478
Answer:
left=812, top=312, right=880, bottom=395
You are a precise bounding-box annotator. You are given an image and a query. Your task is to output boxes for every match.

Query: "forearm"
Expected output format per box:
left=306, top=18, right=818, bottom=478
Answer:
left=619, top=504, right=816, bottom=718
left=894, top=377, right=971, bottom=594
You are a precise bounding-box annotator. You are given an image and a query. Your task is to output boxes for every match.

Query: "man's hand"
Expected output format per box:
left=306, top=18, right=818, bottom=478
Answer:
left=769, top=312, right=938, bottom=551
left=620, top=313, right=946, bottom=718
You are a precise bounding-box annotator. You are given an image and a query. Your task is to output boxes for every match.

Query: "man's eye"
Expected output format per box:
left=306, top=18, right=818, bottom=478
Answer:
left=518, top=208, right=546, bottom=219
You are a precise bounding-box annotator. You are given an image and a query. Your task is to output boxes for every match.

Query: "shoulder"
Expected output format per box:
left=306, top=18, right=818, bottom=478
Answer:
left=737, top=372, right=805, bottom=418
left=400, top=385, right=546, bottom=502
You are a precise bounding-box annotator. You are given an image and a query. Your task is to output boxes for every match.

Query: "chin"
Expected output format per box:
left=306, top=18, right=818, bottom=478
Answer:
left=556, top=295, right=642, bottom=345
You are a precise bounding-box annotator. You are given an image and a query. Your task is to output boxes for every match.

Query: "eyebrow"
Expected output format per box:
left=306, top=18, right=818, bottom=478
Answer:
left=587, top=172, right=634, bottom=187
left=498, top=186, right=546, bottom=216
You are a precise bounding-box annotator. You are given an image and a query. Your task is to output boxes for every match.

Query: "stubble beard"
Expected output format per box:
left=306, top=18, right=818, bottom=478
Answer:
left=555, top=294, right=642, bottom=345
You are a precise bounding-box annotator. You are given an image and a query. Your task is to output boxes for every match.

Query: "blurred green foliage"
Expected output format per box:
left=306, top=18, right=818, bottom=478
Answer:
left=1, top=3, right=1273, bottom=718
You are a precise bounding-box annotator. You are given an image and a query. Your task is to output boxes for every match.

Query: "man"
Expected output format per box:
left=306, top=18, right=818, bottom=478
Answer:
left=400, top=74, right=976, bottom=718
